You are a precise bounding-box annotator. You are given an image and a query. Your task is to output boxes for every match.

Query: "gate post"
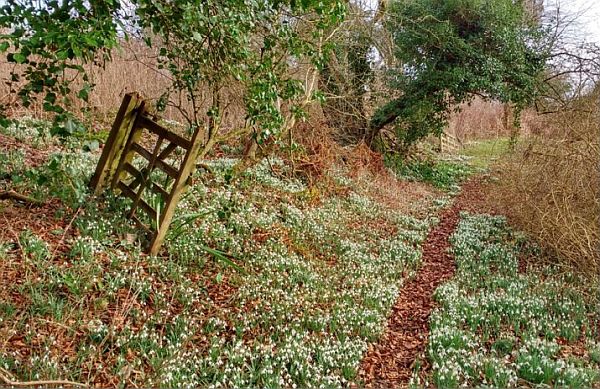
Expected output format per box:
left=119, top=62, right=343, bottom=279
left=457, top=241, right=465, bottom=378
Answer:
left=90, top=93, right=143, bottom=195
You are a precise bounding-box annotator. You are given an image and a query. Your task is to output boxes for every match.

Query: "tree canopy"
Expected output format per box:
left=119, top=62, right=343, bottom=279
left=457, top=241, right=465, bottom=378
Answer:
left=0, top=0, right=122, bottom=133
left=0, top=0, right=345, bottom=143
left=0, top=0, right=557, bottom=153
left=368, top=0, right=547, bottom=149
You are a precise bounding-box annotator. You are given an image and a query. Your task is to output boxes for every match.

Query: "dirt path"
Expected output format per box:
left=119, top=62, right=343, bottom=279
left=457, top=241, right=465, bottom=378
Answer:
left=357, top=178, right=489, bottom=387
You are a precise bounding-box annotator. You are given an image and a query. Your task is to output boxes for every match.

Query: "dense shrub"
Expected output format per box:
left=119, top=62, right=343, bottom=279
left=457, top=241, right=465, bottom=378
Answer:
left=493, top=89, right=599, bottom=275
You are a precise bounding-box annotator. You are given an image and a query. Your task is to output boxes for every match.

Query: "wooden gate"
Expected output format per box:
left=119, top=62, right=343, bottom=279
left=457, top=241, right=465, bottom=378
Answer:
left=90, top=93, right=203, bottom=255
left=439, top=130, right=461, bottom=153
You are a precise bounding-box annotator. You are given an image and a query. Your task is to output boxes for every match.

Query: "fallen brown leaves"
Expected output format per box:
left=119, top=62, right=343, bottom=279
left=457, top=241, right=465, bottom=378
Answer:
left=0, top=199, right=82, bottom=379
left=0, top=133, right=53, bottom=168
left=0, top=200, right=75, bottom=254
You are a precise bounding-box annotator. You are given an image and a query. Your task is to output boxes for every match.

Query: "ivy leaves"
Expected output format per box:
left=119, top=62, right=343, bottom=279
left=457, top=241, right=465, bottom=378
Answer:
left=371, top=0, right=547, bottom=150
left=0, top=0, right=346, bottom=146
left=137, top=0, right=345, bottom=141
left=0, top=0, right=122, bottom=134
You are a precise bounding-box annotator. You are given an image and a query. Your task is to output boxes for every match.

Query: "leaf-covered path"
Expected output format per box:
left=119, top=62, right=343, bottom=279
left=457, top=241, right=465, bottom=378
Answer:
left=357, top=179, right=488, bottom=387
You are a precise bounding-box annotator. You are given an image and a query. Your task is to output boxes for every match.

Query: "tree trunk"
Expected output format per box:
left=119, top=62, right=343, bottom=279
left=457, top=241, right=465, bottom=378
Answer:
left=366, top=97, right=404, bottom=149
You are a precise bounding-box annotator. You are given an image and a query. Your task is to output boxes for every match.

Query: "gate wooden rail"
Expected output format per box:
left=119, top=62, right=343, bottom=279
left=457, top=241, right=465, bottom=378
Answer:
left=90, top=93, right=203, bottom=255
left=440, top=130, right=461, bottom=153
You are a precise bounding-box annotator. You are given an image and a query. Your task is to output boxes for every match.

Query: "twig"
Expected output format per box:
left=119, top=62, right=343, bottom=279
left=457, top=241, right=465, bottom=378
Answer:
left=0, top=367, right=85, bottom=387
left=265, top=155, right=286, bottom=180
left=50, top=206, right=82, bottom=259
left=196, top=162, right=214, bottom=174
left=0, top=190, right=43, bottom=206
left=37, top=318, right=82, bottom=335
left=4, top=220, right=24, bottom=259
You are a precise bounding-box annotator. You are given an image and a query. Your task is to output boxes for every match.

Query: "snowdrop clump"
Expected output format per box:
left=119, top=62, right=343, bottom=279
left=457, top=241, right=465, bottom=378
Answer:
left=0, top=145, right=435, bottom=386
left=52, top=151, right=97, bottom=176
left=0, top=117, right=55, bottom=147
left=429, top=213, right=599, bottom=388
left=141, top=157, right=429, bottom=386
left=204, top=157, right=239, bottom=174
left=0, top=149, right=25, bottom=178
left=245, top=157, right=307, bottom=193
left=28, top=347, right=63, bottom=379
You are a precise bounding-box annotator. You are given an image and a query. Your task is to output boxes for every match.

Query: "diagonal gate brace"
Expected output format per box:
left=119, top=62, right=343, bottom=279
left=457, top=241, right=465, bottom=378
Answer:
left=90, top=93, right=202, bottom=255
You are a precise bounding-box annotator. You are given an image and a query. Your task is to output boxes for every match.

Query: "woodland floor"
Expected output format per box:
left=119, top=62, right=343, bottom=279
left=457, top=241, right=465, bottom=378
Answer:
left=1, top=121, right=598, bottom=387
left=357, top=178, right=492, bottom=387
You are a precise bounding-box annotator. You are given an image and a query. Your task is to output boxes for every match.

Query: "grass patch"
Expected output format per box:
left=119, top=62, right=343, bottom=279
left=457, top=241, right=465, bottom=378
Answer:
left=461, top=137, right=511, bottom=169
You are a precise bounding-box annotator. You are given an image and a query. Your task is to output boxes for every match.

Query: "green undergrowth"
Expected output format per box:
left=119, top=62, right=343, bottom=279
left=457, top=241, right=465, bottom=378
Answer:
left=0, top=119, right=444, bottom=387
left=0, top=116, right=105, bottom=151
left=384, top=153, right=474, bottom=192
left=384, top=137, right=511, bottom=190
left=425, top=213, right=600, bottom=388
left=0, top=118, right=105, bottom=207
left=461, top=137, right=511, bottom=169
